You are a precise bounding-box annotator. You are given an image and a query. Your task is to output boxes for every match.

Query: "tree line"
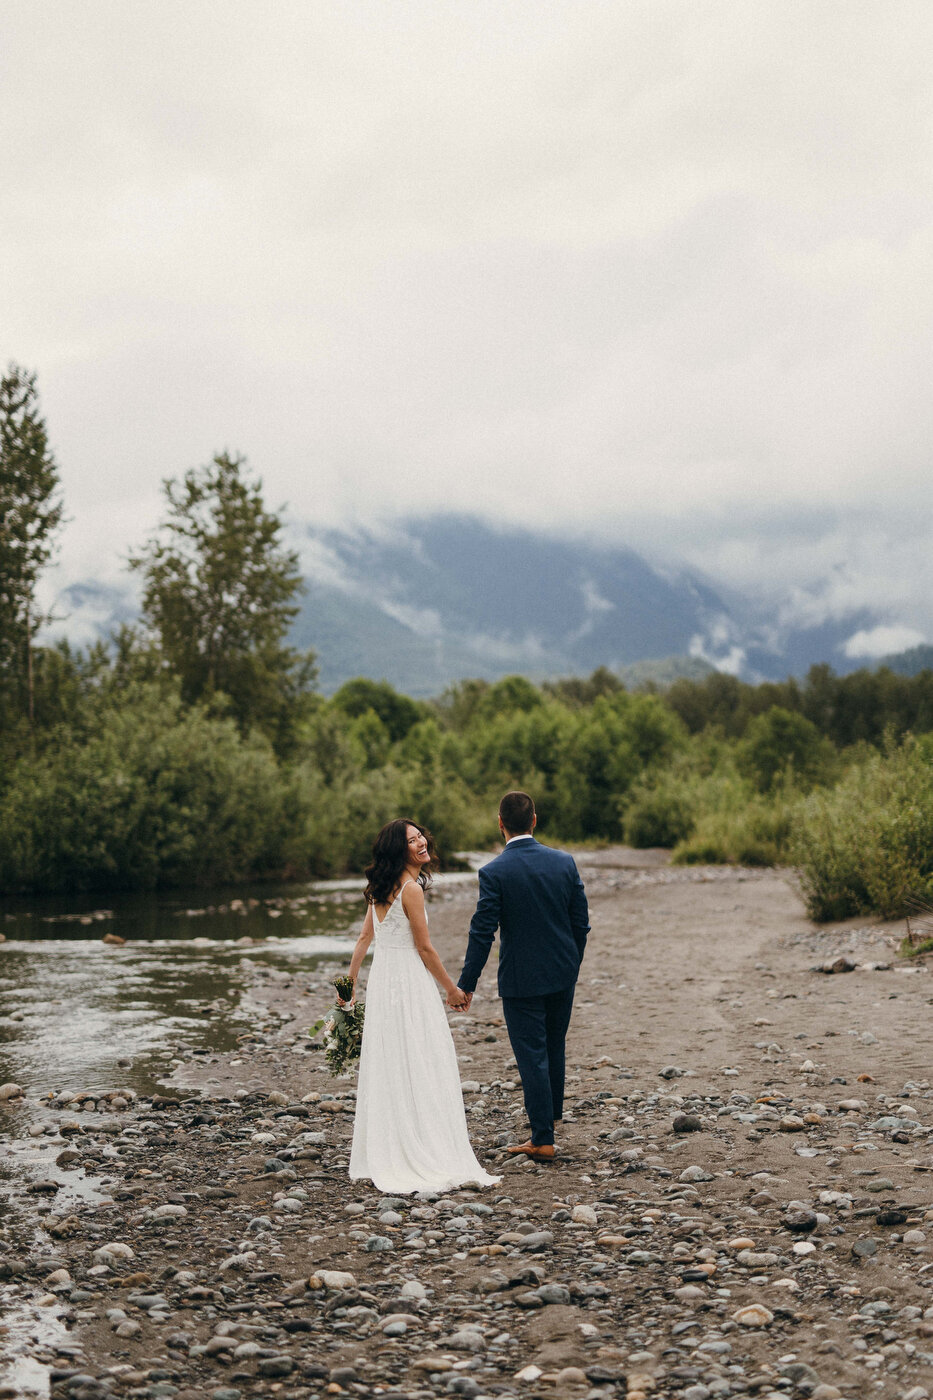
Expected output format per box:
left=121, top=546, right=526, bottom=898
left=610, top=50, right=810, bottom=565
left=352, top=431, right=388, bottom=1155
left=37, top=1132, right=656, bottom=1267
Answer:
left=3, top=363, right=933, bottom=921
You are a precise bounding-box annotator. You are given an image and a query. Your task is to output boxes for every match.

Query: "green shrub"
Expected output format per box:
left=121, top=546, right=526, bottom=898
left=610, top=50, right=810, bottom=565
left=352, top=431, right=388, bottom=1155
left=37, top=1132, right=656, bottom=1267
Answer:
left=0, top=685, right=294, bottom=891
left=664, top=760, right=801, bottom=868
left=674, top=796, right=797, bottom=867
left=623, top=786, right=696, bottom=848
left=795, top=736, right=933, bottom=921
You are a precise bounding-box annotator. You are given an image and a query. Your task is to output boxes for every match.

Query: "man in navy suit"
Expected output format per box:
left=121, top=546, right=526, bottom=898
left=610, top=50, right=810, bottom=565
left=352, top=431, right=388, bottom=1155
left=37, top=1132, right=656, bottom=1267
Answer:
left=454, top=791, right=590, bottom=1161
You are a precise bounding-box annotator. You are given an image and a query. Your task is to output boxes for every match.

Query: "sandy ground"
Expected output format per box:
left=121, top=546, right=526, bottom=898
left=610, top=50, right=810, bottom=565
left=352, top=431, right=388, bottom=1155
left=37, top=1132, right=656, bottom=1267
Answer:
left=3, top=851, right=933, bottom=1400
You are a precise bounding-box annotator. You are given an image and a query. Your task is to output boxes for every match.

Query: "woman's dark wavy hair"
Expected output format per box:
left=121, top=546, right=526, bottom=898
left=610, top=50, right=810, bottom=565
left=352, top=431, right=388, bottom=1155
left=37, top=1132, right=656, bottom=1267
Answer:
left=363, top=818, right=437, bottom=905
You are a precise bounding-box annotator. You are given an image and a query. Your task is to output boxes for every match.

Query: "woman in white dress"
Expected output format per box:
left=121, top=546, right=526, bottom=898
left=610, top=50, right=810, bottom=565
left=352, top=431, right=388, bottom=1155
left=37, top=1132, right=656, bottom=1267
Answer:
left=344, top=818, right=500, bottom=1195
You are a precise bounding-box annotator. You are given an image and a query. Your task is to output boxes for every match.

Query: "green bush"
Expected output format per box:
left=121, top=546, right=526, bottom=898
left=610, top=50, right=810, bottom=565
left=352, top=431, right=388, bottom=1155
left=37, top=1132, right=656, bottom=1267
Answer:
left=0, top=685, right=294, bottom=891
left=660, top=756, right=801, bottom=867
left=623, top=785, right=696, bottom=848
left=673, top=795, right=798, bottom=867
left=795, top=736, right=933, bottom=920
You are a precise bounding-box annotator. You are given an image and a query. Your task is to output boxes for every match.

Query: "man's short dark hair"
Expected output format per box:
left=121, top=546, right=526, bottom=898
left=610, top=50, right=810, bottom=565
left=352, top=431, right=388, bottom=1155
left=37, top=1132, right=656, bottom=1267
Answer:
left=499, top=790, right=535, bottom=834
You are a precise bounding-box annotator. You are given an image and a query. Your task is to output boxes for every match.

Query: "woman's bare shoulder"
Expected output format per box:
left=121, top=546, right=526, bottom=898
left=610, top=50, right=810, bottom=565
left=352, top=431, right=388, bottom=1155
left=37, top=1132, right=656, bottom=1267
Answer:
left=401, top=879, right=425, bottom=910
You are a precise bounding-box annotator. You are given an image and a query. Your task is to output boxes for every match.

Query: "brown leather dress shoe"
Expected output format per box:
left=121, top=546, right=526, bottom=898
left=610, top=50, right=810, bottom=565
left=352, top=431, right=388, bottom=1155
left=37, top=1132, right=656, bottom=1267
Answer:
left=505, top=1140, right=555, bottom=1161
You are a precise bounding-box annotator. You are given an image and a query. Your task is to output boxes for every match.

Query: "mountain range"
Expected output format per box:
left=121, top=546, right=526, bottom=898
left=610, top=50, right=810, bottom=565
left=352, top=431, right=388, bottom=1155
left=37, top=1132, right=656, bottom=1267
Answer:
left=54, top=516, right=907, bottom=697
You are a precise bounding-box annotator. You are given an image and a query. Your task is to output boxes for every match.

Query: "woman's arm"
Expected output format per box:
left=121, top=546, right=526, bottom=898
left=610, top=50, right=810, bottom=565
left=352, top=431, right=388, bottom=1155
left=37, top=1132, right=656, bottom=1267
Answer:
left=402, top=883, right=466, bottom=1008
left=341, top=904, right=375, bottom=1003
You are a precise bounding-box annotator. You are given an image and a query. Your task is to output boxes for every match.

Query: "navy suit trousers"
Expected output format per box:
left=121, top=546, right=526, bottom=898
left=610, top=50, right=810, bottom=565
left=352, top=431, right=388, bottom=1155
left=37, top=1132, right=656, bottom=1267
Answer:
left=501, top=985, right=575, bottom=1147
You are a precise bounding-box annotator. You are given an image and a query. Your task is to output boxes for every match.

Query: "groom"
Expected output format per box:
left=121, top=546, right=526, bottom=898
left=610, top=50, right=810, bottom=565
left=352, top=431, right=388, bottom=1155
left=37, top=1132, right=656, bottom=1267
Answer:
left=453, top=791, right=589, bottom=1161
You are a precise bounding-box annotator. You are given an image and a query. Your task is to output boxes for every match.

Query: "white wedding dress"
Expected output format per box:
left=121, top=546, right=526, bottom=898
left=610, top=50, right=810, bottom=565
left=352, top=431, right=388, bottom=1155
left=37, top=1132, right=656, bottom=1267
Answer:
left=349, top=880, right=500, bottom=1194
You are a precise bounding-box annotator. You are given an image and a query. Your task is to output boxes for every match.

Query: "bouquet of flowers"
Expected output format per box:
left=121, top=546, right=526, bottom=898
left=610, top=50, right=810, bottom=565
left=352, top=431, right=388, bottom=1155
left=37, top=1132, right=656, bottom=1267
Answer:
left=309, top=976, right=365, bottom=1076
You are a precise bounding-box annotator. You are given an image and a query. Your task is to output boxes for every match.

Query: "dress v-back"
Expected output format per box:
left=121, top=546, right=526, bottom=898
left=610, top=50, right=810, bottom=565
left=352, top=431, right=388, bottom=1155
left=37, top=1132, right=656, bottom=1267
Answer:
left=349, top=879, right=500, bottom=1194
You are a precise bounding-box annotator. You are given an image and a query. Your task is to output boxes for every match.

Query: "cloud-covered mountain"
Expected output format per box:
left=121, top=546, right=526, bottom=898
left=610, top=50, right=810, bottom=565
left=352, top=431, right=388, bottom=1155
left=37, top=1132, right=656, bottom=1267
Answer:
left=288, top=517, right=882, bottom=694
left=51, top=515, right=897, bottom=697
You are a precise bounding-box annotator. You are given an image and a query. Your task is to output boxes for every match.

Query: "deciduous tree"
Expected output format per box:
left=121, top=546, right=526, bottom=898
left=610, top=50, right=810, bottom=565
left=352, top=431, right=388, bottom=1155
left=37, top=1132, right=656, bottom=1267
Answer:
left=129, top=452, right=315, bottom=749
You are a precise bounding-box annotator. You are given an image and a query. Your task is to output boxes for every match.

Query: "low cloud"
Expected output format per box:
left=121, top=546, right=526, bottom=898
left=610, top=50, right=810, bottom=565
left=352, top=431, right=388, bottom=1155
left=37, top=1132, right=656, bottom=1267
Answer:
left=6, top=4, right=933, bottom=663
left=843, top=625, right=926, bottom=660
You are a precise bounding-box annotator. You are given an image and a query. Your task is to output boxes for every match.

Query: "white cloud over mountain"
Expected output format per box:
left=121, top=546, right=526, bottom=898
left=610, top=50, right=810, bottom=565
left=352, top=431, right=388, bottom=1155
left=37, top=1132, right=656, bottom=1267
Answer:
left=3, top=2, right=932, bottom=651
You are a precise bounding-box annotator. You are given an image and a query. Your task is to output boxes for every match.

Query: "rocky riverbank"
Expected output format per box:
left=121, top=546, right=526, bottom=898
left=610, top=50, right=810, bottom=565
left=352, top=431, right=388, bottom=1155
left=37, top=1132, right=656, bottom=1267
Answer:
left=2, top=856, right=933, bottom=1400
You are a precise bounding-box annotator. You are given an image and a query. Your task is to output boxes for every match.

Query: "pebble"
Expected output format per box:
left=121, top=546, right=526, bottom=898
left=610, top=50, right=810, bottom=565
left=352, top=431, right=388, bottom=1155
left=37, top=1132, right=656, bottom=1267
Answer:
left=785, top=1205, right=818, bottom=1232
left=733, top=1304, right=774, bottom=1327
left=570, top=1204, right=598, bottom=1225
left=516, top=1229, right=554, bottom=1249
left=312, top=1269, right=357, bottom=1289
left=445, top=1327, right=486, bottom=1352
left=256, top=1356, right=294, bottom=1376
left=536, top=1283, right=571, bottom=1304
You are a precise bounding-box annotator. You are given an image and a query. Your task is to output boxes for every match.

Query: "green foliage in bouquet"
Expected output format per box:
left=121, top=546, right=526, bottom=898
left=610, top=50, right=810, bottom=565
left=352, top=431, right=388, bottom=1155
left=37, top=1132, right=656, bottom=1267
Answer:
left=309, top=976, right=365, bottom=1076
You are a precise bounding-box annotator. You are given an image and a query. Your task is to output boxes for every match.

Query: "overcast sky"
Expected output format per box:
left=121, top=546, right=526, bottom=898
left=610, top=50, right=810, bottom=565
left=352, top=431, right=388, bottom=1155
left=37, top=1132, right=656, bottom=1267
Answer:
left=3, top=1, right=932, bottom=655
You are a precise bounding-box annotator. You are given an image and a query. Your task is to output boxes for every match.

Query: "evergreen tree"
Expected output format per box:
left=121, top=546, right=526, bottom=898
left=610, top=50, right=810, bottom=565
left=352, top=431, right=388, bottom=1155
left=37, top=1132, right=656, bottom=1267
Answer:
left=0, top=364, right=64, bottom=726
left=129, top=452, right=316, bottom=749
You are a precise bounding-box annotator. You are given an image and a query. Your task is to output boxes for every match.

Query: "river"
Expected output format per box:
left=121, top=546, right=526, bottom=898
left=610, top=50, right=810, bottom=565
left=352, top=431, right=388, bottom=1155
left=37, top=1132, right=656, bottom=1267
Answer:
left=0, top=878, right=366, bottom=1395
left=0, top=879, right=369, bottom=1102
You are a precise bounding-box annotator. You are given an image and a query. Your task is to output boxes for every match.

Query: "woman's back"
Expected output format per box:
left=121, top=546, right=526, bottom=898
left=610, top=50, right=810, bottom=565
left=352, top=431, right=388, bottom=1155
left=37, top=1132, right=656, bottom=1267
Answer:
left=371, top=880, right=417, bottom=949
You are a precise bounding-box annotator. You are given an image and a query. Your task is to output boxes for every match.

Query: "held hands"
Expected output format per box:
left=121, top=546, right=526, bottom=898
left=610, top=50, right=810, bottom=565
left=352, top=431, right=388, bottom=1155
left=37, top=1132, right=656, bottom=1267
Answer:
left=446, top=985, right=469, bottom=1011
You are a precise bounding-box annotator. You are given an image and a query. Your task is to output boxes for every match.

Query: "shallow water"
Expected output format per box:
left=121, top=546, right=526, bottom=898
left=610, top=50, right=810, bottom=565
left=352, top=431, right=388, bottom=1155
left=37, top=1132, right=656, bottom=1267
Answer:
left=0, top=881, right=366, bottom=1100
left=0, top=882, right=371, bottom=1393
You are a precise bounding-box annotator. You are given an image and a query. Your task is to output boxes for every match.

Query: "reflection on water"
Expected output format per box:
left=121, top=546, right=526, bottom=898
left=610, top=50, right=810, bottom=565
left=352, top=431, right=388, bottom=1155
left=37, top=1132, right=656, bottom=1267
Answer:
left=0, top=884, right=365, bottom=1099
left=0, top=877, right=366, bottom=942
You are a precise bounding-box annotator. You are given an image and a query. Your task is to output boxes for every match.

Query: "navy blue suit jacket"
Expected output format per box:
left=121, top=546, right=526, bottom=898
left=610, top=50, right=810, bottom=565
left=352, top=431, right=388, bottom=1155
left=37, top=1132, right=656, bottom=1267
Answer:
left=458, top=837, right=590, bottom=999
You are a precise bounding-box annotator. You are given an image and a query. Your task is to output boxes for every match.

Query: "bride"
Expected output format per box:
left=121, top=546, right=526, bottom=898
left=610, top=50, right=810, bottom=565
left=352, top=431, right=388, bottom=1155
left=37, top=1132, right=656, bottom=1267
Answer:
left=344, top=817, right=500, bottom=1194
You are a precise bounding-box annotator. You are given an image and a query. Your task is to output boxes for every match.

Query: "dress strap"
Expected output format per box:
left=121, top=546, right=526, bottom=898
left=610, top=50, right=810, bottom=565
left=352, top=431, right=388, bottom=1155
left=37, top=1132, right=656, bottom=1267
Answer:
left=394, top=877, right=415, bottom=907
left=375, top=877, right=415, bottom=925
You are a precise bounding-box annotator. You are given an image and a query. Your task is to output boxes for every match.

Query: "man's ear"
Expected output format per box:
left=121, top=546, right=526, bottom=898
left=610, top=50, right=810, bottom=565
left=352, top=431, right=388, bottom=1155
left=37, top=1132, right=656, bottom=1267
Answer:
left=531, top=812, right=537, bottom=830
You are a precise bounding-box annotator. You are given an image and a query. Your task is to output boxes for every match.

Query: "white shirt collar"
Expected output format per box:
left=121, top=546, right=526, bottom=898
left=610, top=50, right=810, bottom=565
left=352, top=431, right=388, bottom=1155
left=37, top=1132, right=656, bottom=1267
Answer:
left=506, top=833, right=534, bottom=845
